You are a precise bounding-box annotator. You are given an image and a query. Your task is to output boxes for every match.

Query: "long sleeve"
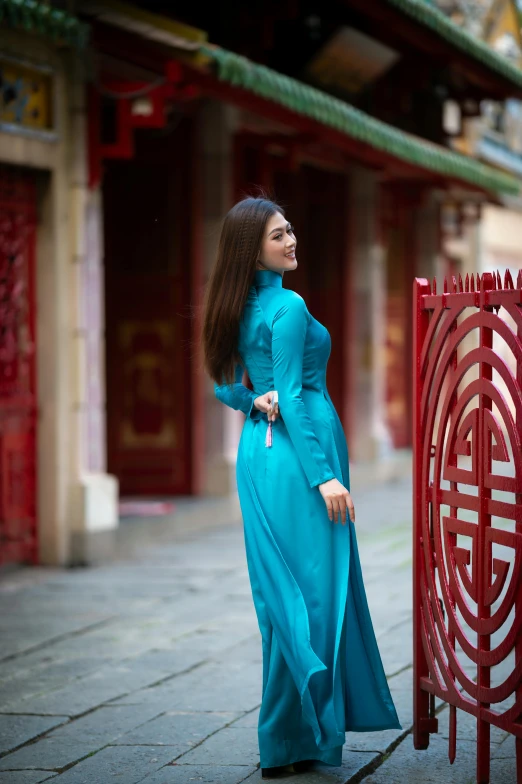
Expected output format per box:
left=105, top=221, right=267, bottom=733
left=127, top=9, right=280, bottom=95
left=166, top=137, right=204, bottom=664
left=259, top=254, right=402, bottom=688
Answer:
left=214, top=363, right=262, bottom=420
left=272, top=294, right=336, bottom=488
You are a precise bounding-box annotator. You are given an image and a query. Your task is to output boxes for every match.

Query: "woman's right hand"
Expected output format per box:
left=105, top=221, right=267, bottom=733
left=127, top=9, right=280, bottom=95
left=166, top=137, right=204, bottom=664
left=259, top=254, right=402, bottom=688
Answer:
left=253, top=391, right=280, bottom=422
left=318, top=478, right=355, bottom=525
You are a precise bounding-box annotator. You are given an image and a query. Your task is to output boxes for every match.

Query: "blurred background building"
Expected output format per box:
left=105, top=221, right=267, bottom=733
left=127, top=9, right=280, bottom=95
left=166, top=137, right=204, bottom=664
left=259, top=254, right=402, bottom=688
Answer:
left=1, top=0, right=521, bottom=566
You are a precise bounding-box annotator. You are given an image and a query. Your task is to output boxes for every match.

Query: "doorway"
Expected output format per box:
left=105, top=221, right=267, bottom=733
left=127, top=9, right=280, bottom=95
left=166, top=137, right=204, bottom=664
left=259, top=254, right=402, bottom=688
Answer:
left=103, top=120, right=193, bottom=496
left=0, top=165, right=37, bottom=565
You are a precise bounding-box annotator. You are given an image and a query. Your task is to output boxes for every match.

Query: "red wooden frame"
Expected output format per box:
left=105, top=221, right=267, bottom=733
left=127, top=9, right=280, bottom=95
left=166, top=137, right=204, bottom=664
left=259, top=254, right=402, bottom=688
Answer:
left=413, top=270, right=522, bottom=783
left=87, top=73, right=201, bottom=190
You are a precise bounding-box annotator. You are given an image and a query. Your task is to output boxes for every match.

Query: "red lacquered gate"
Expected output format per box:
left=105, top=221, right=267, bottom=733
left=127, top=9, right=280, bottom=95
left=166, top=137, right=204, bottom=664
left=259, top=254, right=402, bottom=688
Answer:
left=413, top=271, right=522, bottom=783
left=0, top=167, right=37, bottom=566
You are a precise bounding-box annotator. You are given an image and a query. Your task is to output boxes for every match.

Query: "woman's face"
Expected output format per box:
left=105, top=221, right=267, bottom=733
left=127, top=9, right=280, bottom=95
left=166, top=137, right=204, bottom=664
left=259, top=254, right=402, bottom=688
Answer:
left=257, top=211, right=297, bottom=273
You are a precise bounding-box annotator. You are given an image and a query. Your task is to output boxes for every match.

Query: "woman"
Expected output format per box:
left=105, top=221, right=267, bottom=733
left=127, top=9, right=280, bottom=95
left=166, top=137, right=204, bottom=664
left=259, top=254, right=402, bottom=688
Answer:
left=202, top=196, right=401, bottom=778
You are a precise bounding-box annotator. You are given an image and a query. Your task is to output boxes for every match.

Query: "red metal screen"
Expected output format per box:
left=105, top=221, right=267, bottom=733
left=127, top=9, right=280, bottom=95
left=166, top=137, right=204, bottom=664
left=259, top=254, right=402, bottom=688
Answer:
left=0, top=167, right=37, bottom=566
left=413, top=271, right=522, bottom=783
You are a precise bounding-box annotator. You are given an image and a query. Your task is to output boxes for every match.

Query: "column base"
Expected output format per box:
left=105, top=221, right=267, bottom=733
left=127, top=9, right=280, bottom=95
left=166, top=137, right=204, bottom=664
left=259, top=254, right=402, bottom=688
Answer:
left=68, top=472, right=119, bottom=566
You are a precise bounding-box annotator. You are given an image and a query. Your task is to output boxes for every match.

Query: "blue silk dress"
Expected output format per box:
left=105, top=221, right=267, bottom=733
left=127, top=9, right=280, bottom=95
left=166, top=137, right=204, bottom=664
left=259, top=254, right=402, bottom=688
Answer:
left=214, top=268, right=401, bottom=769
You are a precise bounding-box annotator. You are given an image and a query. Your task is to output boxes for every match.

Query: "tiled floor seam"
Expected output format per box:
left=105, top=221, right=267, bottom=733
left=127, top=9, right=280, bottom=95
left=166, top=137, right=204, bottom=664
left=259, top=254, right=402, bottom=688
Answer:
left=0, top=630, right=261, bottom=734
left=0, top=716, right=70, bottom=760
left=385, top=663, right=412, bottom=680
left=128, top=712, right=265, bottom=784
left=353, top=702, right=450, bottom=783
left=0, top=660, right=214, bottom=761
left=0, top=617, right=120, bottom=665
left=0, top=658, right=223, bottom=762
left=0, top=705, right=262, bottom=778
left=0, top=656, right=207, bottom=728
left=344, top=727, right=413, bottom=783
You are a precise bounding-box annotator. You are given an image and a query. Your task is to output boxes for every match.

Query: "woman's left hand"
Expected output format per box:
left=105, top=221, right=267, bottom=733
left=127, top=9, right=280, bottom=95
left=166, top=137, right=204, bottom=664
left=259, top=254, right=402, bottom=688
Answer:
left=254, top=391, right=280, bottom=422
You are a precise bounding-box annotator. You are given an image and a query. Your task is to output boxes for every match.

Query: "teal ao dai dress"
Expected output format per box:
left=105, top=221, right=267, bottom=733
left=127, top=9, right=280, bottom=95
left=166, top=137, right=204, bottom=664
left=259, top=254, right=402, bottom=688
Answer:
left=214, top=268, right=401, bottom=768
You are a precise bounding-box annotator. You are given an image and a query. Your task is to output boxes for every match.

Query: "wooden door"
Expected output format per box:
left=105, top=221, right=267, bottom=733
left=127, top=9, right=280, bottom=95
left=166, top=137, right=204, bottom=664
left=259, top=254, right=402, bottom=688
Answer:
left=104, top=122, right=193, bottom=496
left=0, top=166, right=37, bottom=565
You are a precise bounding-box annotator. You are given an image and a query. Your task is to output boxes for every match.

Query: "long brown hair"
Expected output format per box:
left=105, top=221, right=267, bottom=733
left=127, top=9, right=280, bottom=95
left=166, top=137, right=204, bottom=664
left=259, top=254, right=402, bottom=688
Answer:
left=202, top=196, right=284, bottom=386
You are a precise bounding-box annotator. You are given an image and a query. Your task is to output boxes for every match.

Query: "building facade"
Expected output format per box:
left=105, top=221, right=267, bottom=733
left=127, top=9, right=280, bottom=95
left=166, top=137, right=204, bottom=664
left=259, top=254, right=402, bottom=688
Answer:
left=1, top=0, right=520, bottom=566
left=0, top=8, right=118, bottom=567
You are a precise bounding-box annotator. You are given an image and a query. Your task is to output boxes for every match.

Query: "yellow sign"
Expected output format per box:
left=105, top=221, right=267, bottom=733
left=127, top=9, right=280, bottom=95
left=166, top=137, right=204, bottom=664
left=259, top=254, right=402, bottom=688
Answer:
left=0, top=59, right=53, bottom=131
left=483, top=0, right=522, bottom=65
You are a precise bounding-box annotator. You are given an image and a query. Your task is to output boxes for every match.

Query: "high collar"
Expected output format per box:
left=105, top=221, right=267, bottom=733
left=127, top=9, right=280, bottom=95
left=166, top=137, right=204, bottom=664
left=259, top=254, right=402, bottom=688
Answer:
left=254, top=269, right=284, bottom=288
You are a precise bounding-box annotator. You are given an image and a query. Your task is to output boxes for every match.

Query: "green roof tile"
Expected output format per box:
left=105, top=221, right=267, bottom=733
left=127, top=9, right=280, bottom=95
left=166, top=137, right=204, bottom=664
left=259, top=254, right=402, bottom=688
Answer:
left=0, top=0, right=89, bottom=49
left=386, top=0, right=522, bottom=90
left=200, top=44, right=520, bottom=196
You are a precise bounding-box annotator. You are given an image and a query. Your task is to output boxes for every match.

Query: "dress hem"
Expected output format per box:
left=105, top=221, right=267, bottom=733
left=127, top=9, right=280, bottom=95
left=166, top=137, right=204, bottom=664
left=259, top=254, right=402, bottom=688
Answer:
left=259, top=741, right=344, bottom=769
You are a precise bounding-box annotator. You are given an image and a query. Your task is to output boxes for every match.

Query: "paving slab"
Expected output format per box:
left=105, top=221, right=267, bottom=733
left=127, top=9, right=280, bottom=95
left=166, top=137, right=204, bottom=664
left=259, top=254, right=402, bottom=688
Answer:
left=176, top=726, right=260, bottom=766
left=0, top=738, right=96, bottom=772
left=0, top=715, right=67, bottom=755
left=359, top=729, right=513, bottom=784
left=436, top=703, right=510, bottom=747
left=157, top=659, right=263, bottom=714
left=490, top=756, right=519, bottom=782
left=1, top=477, right=516, bottom=783
left=140, top=764, right=257, bottom=783
left=231, top=708, right=260, bottom=729
left=34, top=745, right=176, bottom=783
left=40, top=703, right=169, bottom=746
left=493, top=730, right=515, bottom=759
left=376, top=620, right=413, bottom=677
left=0, top=657, right=113, bottom=705
left=0, top=772, right=57, bottom=783
left=0, top=616, right=117, bottom=661
left=3, top=647, right=207, bottom=716
left=113, top=710, right=241, bottom=750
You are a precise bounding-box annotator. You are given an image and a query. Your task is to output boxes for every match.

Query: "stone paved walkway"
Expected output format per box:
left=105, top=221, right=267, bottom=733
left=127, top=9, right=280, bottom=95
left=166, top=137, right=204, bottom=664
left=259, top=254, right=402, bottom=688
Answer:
left=0, top=478, right=516, bottom=783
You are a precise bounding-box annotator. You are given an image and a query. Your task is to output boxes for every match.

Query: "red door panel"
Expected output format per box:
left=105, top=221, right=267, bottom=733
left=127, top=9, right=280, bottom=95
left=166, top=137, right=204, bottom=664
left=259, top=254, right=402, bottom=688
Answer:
left=0, top=166, right=37, bottom=565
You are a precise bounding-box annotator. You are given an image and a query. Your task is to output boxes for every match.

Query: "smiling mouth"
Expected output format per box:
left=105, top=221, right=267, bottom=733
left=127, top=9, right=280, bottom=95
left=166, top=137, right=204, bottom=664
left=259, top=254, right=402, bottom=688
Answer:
left=285, top=251, right=296, bottom=258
